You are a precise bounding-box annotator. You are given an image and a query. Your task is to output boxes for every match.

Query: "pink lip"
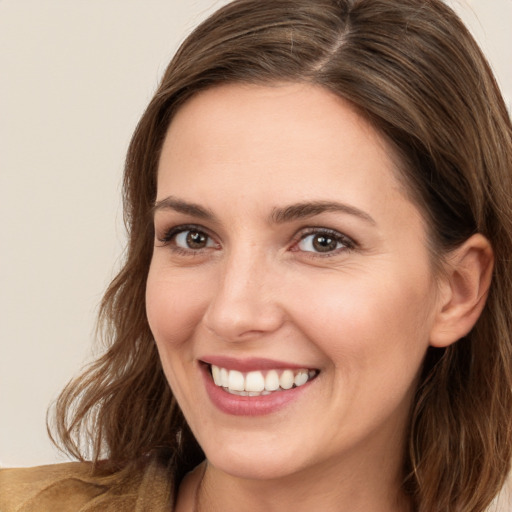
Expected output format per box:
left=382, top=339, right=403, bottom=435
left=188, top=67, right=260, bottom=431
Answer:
left=199, top=362, right=315, bottom=416
left=200, top=355, right=309, bottom=372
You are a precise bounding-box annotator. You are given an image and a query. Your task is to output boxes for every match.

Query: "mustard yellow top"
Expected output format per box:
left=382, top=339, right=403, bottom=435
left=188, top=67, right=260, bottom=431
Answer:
left=0, top=456, right=175, bottom=512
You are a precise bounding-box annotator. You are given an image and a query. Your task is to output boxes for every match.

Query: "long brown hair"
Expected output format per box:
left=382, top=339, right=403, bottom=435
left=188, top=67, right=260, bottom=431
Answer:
left=49, top=1, right=512, bottom=510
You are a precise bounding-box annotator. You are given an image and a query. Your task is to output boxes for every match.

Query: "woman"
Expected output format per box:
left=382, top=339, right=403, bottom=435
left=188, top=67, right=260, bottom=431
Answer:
left=1, top=0, right=511, bottom=511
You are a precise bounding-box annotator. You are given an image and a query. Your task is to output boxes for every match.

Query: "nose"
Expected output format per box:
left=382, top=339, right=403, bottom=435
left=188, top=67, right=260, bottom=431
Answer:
left=202, top=248, right=285, bottom=342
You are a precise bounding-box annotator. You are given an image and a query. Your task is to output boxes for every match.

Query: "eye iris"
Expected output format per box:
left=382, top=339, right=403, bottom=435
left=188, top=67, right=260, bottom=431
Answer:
left=186, top=231, right=207, bottom=249
left=312, top=234, right=337, bottom=252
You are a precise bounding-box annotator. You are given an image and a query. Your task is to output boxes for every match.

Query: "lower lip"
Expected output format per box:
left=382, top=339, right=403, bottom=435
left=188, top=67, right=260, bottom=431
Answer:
left=201, top=364, right=314, bottom=416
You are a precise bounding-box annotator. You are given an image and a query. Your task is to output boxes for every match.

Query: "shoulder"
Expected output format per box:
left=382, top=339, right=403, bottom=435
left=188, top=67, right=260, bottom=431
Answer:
left=0, top=456, right=175, bottom=512
left=0, top=462, right=104, bottom=512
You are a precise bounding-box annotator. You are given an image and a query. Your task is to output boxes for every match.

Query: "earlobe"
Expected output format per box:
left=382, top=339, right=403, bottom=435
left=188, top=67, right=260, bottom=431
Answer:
left=429, top=234, right=494, bottom=348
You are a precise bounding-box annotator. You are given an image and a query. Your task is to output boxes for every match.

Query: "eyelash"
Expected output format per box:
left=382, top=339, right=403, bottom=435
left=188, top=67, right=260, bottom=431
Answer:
left=156, top=224, right=356, bottom=257
left=292, top=227, right=356, bottom=257
left=157, top=224, right=218, bottom=256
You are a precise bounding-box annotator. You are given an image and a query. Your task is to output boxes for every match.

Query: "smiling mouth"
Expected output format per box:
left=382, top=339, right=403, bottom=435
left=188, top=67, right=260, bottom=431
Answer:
left=208, top=365, right=320, bottom=397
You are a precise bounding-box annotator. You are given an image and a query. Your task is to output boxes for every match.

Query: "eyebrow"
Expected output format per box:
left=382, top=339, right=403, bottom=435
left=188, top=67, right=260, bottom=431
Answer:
left=152, top=196, right=375, bottom=226
left=269, top=201, right=376, bottom=225
left=152, top=196, right=217, bottom=221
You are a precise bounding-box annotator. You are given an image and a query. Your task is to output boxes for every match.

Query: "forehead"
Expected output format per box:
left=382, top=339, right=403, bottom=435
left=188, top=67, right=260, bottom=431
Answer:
left=156, top=83, right=419, bottom=227
left=166, top=82, right=378, bottom=148
left=160, top=83, right=396, bottom=179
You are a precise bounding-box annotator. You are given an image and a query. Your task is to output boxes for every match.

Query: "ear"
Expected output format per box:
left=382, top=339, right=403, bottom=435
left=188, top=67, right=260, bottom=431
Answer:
left=429, top=234, right=494, bottom=348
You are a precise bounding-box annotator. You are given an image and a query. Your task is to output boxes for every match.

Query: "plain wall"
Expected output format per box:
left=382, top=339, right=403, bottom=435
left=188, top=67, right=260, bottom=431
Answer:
left=1, top=0, right=511, bottom=472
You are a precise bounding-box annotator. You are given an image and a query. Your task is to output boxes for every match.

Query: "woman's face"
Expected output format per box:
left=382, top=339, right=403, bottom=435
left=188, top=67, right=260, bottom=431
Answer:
left=146, top=83, right=441, bottom=482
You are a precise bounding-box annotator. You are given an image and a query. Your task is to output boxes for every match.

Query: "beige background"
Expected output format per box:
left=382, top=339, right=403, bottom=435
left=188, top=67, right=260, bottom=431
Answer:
left=0, top=0, right=511, bottom=477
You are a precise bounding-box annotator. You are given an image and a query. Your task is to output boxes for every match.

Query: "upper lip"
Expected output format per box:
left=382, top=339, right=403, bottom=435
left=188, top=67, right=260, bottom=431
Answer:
left=200, top=355, right=316, bottom=372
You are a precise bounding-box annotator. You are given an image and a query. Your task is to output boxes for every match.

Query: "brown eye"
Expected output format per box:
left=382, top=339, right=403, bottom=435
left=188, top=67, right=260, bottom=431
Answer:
left=312, top=234, right=338, bottom=252
left=186, top=230, right=208, bottom=249
left=174, top=229, right=216, bottom=250
left=297, top=230, right=351, bottom=254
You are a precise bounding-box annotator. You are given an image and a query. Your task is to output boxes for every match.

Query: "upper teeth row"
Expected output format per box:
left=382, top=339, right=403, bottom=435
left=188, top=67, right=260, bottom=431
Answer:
left=211, top=365, right=317, bottom=394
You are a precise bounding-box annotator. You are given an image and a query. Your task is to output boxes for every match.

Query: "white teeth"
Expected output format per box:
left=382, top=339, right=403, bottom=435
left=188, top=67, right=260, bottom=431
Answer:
left=294, top=370, right=309, bottom=387
left=210, top=365, right=318, bottom=395
left=228, top=370, right=245, bottom=391
left=220, top=368, right=229, bottom=388
left=279, top=369, right=294, bottom=390
left=245, top=371, right=265, bottom=392
left=211, top=365, right=221, bottom=386
left=264, top=370, right=280, bottom=391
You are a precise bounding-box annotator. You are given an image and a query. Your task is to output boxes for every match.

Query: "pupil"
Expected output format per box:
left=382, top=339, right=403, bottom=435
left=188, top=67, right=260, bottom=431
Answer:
left=186, top=231, right=207, bottom=248
left=313, top=235, right=337, bottom=252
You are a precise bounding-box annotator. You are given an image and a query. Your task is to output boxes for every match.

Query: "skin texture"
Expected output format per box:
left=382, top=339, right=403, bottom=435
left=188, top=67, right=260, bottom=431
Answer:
left=145, top=83, right=491, bottom=512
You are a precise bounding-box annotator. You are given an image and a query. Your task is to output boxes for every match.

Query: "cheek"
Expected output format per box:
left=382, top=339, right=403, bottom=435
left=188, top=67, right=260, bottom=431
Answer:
left=145, top=265, right=210, bottom=408
left=287, top=266, right=435, bottom=371
left=145, top=265, right=208, bottom=347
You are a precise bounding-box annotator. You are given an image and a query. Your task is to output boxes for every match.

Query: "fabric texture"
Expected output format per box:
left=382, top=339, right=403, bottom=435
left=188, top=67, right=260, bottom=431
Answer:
left=0, top=455, right=175, bottom=512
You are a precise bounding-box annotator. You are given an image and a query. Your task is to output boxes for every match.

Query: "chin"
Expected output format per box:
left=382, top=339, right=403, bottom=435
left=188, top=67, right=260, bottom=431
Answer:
left=209, top=453, right=301, bottom=481
left=199, top=432, right=310, bottom=481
